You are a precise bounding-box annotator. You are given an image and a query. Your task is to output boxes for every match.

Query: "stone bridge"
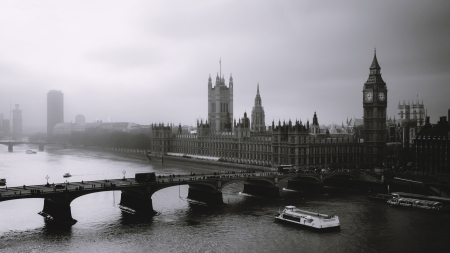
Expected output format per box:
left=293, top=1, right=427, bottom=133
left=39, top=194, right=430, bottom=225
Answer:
left=0, top=171, right=359, bottom=224
left=0, top=141, right=66, bottom=152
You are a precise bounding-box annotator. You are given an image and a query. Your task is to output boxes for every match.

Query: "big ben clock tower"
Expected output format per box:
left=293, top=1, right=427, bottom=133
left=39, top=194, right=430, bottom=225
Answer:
left=363, top=50, right=387, bottom=166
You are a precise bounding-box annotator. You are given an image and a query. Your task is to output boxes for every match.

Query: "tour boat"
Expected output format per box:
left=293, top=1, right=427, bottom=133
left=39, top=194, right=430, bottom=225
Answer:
left=63, top=173, right=72, bottom=178
left=26, top=150, right=37, bottom=154
left=275, top=206, right=340, bottom=230
left=387, top=197, right=443, bottom=211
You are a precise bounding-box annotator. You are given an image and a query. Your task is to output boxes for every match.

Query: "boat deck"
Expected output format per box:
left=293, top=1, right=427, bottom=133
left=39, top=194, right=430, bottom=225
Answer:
left=283, top=208, right=336, bottom=220
left=275, top=206, right=340, bottom=230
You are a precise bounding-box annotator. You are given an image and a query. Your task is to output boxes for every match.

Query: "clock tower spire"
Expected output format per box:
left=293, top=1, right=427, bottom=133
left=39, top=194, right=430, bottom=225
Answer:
left=363, top=49, right=387, bottom=167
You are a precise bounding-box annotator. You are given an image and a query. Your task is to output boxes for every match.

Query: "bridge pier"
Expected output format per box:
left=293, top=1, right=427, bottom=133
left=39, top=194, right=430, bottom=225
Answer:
left=39, top=194, right=77, bottom=224
left=286, top=179, right=324, bottom=192
left=243, top=183, right=280, bottom=198
left=187, top=183, right=223, bottom=205
left=119, top=188, right=156, bottom=215
left=8, top=144, right=13, bottom=152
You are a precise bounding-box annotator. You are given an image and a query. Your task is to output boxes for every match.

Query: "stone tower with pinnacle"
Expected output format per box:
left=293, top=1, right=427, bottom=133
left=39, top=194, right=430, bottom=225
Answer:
left=362, top=50, right=387, bottom=166
left=208, top=60, right=233, bottom=132
left=251, top=83, right=266, bottom=132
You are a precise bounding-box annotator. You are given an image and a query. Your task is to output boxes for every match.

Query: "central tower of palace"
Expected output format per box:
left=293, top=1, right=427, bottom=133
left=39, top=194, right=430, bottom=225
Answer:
left=208, top=67, right=234, bottom=132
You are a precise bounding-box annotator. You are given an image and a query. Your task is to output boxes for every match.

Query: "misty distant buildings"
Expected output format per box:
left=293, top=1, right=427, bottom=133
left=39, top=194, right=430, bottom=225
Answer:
left=75, top=114, right=85, bottom=124
left=47, top=90, right=64, bottom=136
left=12, top=104, right=23, bottom=140
left=0, top=113, right=4, bottom=136
left=1, top=119, right=10, bottom=136
left=53, top=121, right=142, bottom=135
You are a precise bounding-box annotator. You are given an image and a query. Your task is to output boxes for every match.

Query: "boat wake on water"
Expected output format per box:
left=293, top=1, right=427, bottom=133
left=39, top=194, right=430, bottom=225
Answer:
left=238, top=192, right=266, bottom=198
left=282, top=188, right=298, bottom=192
left=179, top=196, right=208, bottom=207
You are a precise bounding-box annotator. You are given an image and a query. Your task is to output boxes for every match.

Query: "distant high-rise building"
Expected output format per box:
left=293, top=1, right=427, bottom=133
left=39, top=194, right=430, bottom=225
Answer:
left=75, top=114, right=85, bottom=124
left=47, top=90, right=64, bottom=136
left=12, top=104, right=23, bottom=140
left=2, top=119, right=10, bottom=135
left=208, top=72, right=233, bottom=132
left=251, top=84, right=266, bottom=132
left=0, top=113, right=3, bottom=136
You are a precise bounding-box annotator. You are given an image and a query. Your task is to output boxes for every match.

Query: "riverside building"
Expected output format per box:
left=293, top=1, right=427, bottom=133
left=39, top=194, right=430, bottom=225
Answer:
left=414, top=116, right=450, bottom=174
left=148, top=54, right=409, bottom=169
left=149, top=81, right=363, bottom=169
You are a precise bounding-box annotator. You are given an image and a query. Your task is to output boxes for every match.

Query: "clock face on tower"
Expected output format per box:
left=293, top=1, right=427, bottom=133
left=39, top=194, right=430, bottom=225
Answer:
left=378, top=92, right=385, bottom=101
left=365, top=92, right=373, bottom=102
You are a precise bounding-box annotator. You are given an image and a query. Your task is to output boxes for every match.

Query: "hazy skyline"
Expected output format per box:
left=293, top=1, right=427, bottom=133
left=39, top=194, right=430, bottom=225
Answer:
left=1, top=0, right=450, bottom=132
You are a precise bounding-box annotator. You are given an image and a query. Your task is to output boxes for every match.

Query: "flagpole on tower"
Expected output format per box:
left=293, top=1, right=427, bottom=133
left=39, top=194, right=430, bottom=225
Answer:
left=219, top=57, right=221, bottom=78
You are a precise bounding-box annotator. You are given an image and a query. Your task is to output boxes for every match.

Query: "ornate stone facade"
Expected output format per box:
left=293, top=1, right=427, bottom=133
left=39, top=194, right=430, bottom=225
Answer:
left=208, top=73, right=233, bottom=133
left=414, top=116, right=450, bottom=174
left=149, top=112, right=363, bottom=169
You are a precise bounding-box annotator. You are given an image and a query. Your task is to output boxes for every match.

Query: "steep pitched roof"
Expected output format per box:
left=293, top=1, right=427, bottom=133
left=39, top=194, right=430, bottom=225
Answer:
left=370, top=51, right=381, bottom=69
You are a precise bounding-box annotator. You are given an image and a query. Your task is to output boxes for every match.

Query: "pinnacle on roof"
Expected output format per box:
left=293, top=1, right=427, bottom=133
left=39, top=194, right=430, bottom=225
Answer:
left=370, top=49, right=381, bottom=69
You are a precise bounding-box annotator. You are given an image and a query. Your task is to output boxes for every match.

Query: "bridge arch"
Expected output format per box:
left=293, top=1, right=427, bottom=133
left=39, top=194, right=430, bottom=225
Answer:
left=277, top=174, right=320, bottom=185
left=322, top=174, right=356, bottom=182
left=221, top=177, right=275, bottom=189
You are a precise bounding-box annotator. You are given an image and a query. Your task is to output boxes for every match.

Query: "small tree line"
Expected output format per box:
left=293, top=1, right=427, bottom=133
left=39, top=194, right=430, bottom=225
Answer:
left=29, top=129, right=150, bottom=150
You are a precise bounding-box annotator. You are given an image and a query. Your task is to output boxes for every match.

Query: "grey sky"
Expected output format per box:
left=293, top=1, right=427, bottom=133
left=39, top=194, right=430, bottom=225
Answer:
left=1, top=0, right=450, bottom=131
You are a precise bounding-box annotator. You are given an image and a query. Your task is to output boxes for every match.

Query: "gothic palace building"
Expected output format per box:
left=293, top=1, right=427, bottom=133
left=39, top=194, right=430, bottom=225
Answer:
left=148, top=54, right=391, bottom=169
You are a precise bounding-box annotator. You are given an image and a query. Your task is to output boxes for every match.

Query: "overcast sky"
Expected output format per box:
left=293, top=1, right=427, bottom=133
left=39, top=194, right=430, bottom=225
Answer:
left=1, top=0, right=450, bottom=131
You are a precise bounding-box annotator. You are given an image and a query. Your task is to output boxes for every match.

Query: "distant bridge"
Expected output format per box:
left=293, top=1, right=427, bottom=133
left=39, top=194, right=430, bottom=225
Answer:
left=0, top=141, right=66, bottom=152
left=0, top=171, right=360, bottom=224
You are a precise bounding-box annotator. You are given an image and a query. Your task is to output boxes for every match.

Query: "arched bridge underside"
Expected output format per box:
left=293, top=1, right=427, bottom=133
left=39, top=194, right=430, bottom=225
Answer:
left=0, top=172, right=358, bottom=224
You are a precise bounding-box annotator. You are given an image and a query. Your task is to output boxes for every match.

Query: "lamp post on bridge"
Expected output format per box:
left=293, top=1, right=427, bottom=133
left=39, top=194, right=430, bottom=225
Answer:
left=45, top=175, right=50, bottom=187
left=122, top=170, right=126, bottom=181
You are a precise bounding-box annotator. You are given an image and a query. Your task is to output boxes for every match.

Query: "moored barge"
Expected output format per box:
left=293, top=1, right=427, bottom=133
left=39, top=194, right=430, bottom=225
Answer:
left=387, top=197, right=444, bottom=211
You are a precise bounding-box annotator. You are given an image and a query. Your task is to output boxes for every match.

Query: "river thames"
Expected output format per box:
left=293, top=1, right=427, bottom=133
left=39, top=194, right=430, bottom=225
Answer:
left=1, top=144, right=449, bottom=252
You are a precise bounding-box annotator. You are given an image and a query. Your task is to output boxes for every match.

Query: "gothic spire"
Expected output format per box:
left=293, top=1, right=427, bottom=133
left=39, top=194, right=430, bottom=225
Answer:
left=370, top=48, right=381, bottom=70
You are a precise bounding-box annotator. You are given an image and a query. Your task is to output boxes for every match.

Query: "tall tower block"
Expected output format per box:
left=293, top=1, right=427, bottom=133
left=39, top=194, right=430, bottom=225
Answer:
left=362, top=50, right=387, bottom=166
left=47, top=90, right=64, bottom=136
left=12, top=104, right=23, bottom=140
left=208, top=72, right=233, bottom=133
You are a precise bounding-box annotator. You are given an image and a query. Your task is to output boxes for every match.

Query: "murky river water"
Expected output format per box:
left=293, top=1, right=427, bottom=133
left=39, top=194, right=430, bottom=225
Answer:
left=1, top=144, right=449, bottom=252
